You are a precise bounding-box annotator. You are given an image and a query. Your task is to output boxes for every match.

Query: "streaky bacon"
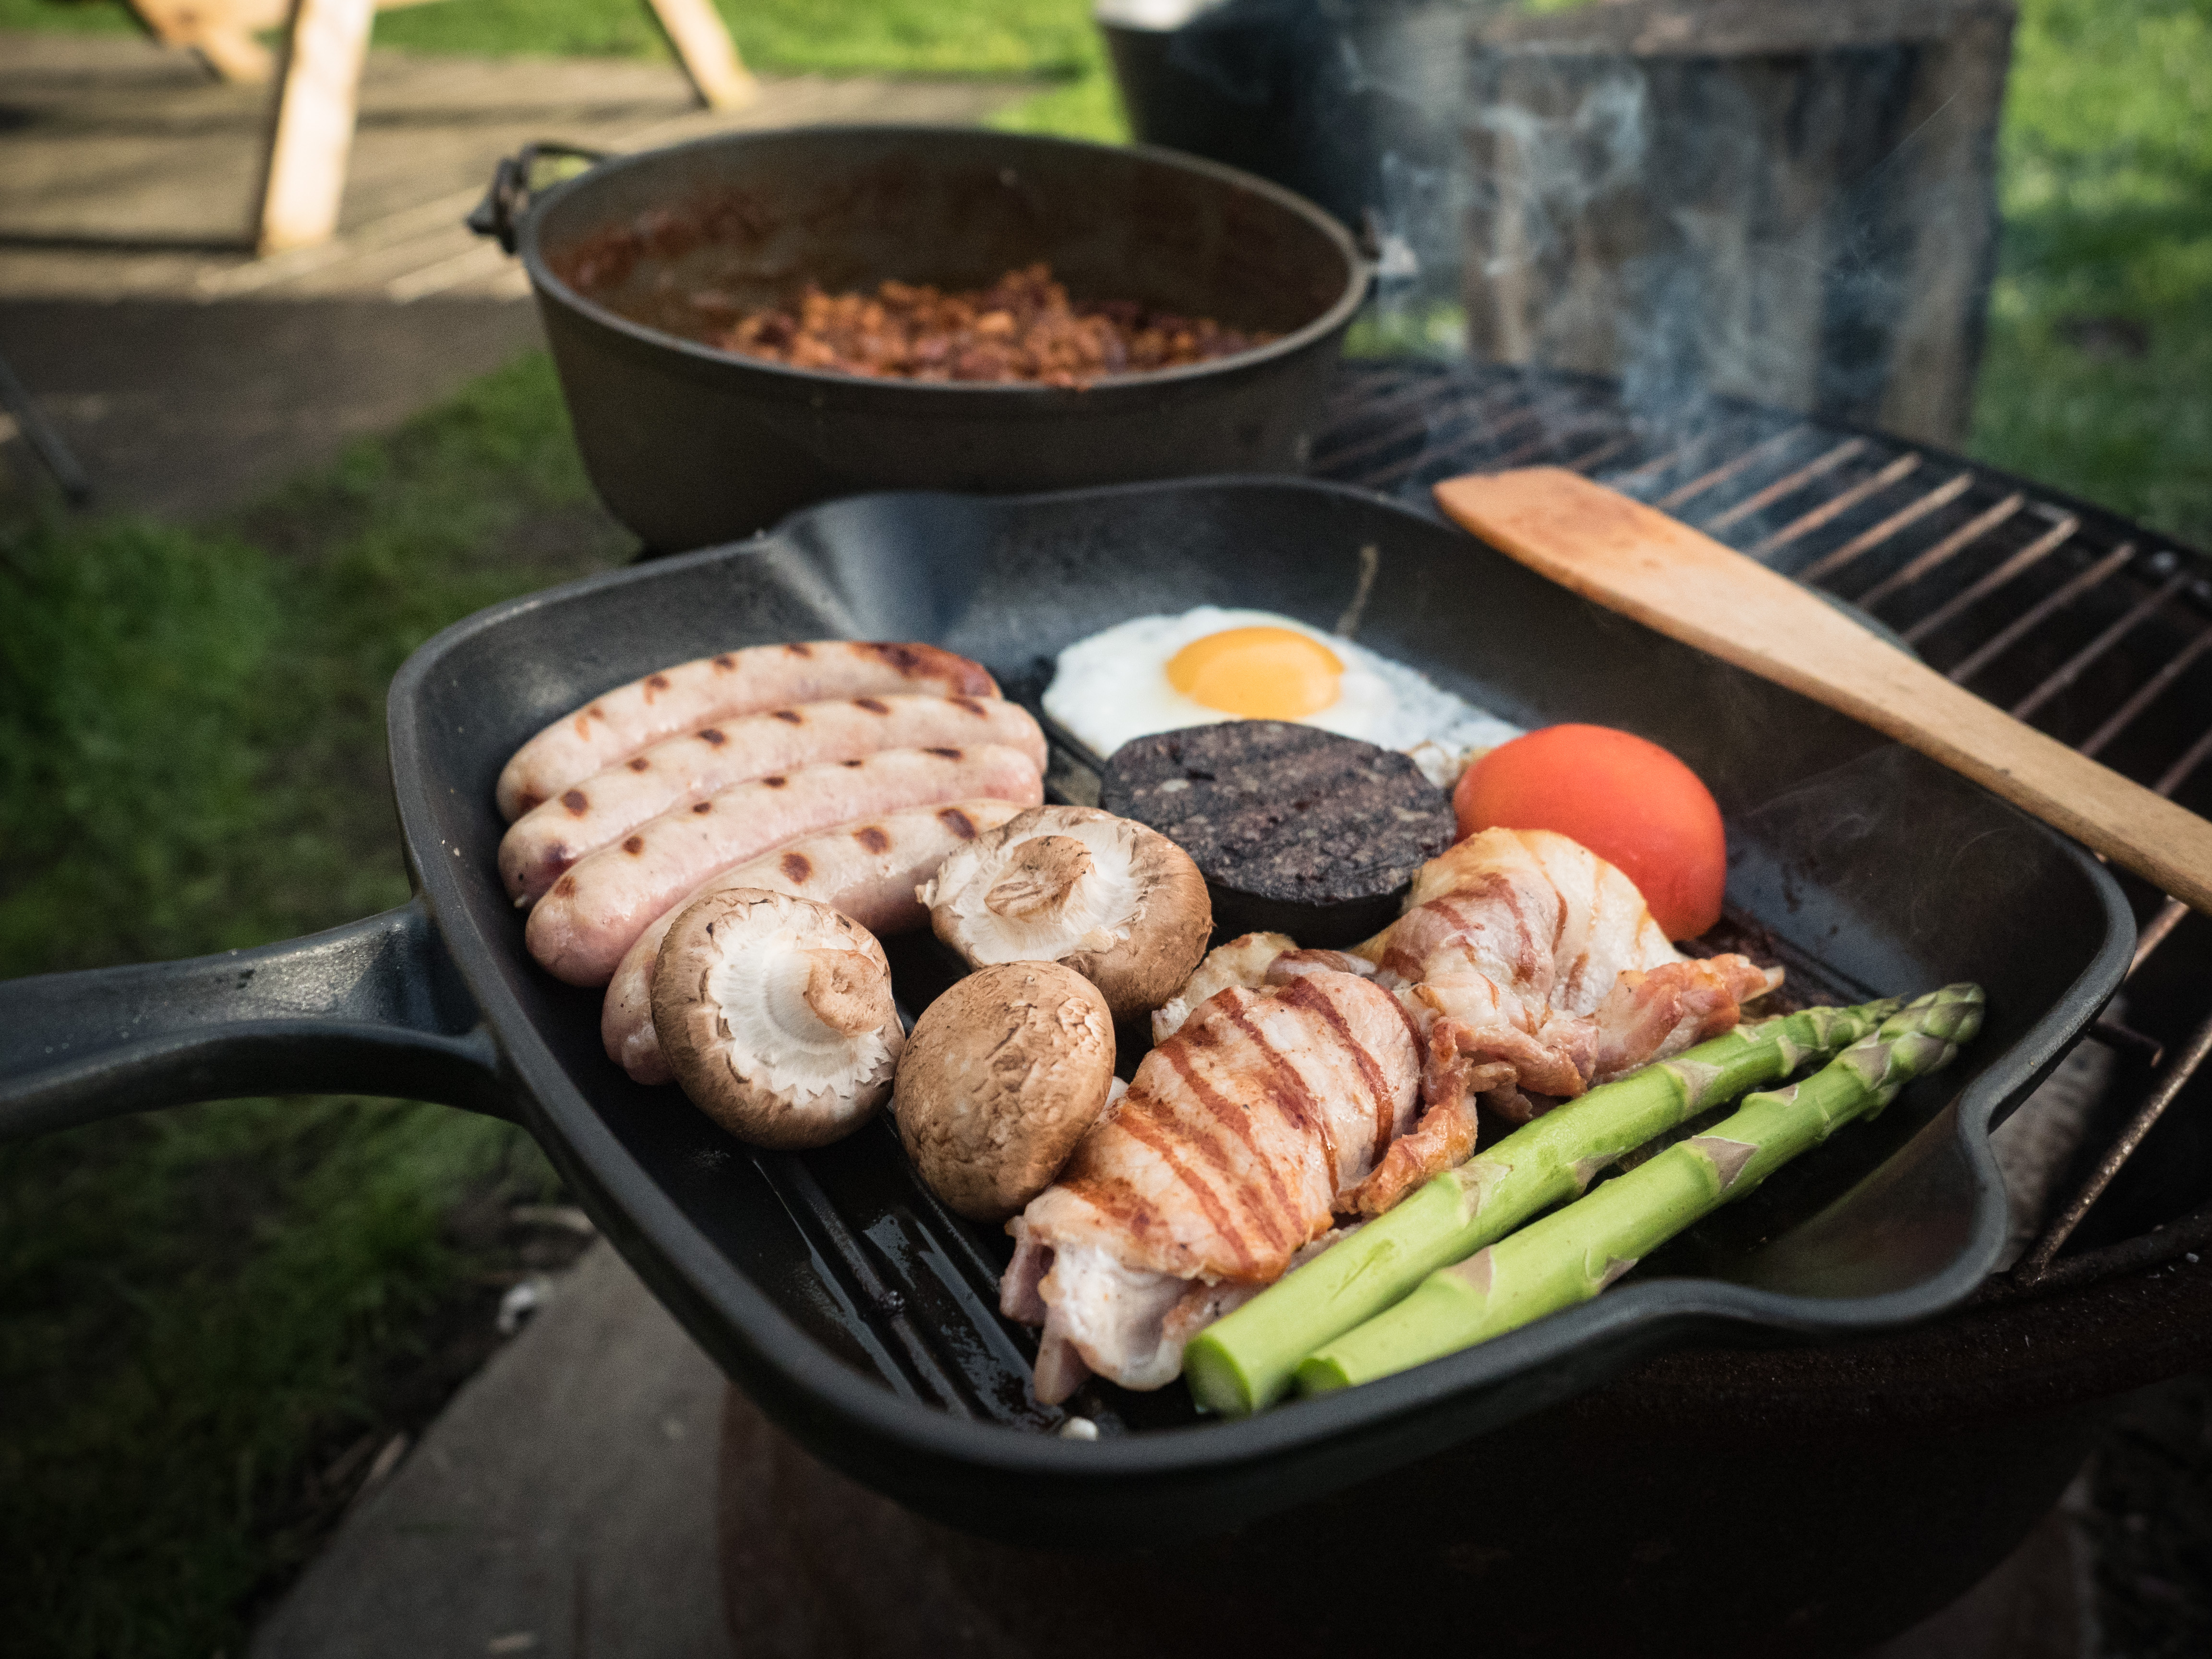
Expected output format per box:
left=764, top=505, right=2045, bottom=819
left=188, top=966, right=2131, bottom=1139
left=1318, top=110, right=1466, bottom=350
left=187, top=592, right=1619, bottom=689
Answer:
left=1344, top=828, right=1781, bottom=1215
left=999, top=829, right=1780, bottom=1403
left=1004, top=968, right=1420, bottom=1402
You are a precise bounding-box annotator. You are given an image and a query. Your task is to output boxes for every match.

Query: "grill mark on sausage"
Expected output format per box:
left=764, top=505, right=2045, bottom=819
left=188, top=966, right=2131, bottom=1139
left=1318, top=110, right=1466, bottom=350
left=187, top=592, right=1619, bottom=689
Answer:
left=950, top=696, right=986, bottom=716
left=626, top=757, right=651, bottom=772
left=515, top=792, right=544, bottom=813
left=841, top=758, right=866, bottom=769
left=762, top=776, right=788, bottom=788
left=692, top=801, right=713, bottom=814
left=1279, top=976, right=1396, bottom=1170
left=853, top=697, right=891, bottom=715
left=861, top=641, right=926, bottom=675
left=781, top=851, right=813, bottom=884
left=1111, top=1101, right=1261, bottom=1277
left=771, top=709, right=803, bottom=724
left=561, top=789, right=589, bottom=815
left=697, top=728, right=726, bottom=746
left=925, top=746, right=962, bottom=760
left=937, top=807, right=976, bottom=839
left=783, top=644, right=812, bottom=659
left=644, top=673, right=671, bottom=697
left=552, top=874, right=577, bottom=899
left=1161, top=1035, right=1298, bottom=1250
left=622, top=836, right=645, bottom=855
left=1222, top=999, right=1338, bottom=1187
left=713, top=653, right=737, bottom=670
left=854, top=825, right=891, bottom=854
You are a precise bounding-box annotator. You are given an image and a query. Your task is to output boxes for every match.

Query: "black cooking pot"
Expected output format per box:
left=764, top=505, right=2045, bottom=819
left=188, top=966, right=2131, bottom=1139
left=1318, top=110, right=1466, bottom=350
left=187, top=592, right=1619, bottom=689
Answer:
left=477, top=128, right=1369, bottom=552
left=0, top=481, right=2140, bottom=1649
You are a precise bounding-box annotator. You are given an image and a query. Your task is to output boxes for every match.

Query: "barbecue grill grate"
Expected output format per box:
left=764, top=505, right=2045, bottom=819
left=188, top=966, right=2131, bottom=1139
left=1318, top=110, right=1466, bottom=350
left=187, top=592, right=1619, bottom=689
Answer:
left=1309, top=357, right=2212, bottom=1283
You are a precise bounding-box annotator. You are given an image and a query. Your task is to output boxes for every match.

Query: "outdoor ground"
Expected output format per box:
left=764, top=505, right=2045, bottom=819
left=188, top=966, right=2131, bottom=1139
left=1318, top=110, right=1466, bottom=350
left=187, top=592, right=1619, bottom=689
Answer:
left=0, top=1, right=2207, bottom=1656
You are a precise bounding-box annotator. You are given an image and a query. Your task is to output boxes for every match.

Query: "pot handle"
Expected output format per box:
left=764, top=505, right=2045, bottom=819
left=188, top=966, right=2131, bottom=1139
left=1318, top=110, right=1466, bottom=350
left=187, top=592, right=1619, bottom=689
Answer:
left=467, top=142, right=613, bottom=253
left=0, top=899, right=509, bottom=1142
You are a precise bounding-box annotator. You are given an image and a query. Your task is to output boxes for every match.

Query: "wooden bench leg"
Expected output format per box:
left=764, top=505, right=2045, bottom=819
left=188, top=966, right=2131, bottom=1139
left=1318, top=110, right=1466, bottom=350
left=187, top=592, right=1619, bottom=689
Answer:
left=128, top=0, right=289, bottom=84
left=255, top=0, right=376, bottom=255
left=648, top=0, right=757, bottom=111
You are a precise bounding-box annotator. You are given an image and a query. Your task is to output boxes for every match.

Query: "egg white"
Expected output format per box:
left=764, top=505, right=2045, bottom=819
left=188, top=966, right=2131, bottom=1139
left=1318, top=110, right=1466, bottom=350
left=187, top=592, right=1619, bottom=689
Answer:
left=1041, top=606, right=1521, bottom=779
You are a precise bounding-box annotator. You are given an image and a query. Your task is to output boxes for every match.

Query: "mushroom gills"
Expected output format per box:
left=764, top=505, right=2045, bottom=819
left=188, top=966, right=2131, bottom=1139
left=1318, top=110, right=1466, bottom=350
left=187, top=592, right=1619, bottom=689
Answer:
left=940, top=818, right=1145, bottom=963
left=698, top=922, right=896, bottom=1108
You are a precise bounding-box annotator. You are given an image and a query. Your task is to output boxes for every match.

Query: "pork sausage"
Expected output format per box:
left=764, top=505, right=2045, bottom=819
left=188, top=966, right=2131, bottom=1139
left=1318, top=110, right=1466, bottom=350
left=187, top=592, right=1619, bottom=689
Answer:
left=601, top=798, right=1025, bottom=1084
left=495, top=640, right=1000, bottom=821
left=500, top=694, right=1044, bottom=903
left=525, top=743, right=1043, bottom=986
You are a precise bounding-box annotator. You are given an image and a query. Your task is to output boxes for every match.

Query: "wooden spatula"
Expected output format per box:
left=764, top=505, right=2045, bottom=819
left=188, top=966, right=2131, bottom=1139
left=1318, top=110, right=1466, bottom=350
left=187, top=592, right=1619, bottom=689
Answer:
left=1435, top=466, right=2212, bottom=915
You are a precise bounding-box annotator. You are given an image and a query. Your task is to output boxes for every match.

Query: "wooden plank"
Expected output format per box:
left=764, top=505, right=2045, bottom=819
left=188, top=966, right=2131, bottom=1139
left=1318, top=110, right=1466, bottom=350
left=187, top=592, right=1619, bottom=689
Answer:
left=254, top=0, right=375, bottom=254
left=647, top=0, right=757, bottom=111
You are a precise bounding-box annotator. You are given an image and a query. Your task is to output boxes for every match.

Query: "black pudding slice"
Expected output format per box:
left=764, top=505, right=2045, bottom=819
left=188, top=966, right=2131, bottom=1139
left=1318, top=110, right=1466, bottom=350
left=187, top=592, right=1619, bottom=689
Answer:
left=1099, top=721, right=1458, bottom=948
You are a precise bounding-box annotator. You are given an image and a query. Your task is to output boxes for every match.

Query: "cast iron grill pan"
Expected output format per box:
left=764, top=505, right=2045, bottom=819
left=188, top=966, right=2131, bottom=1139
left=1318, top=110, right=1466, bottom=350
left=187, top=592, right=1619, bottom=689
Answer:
left=0, top=480, right=2129, bottom=1543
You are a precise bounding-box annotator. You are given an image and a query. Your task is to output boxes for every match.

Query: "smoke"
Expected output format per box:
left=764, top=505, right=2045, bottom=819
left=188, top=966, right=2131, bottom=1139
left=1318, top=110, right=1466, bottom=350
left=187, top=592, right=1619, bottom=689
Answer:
left=1103, top=0, right=2005, bottom=451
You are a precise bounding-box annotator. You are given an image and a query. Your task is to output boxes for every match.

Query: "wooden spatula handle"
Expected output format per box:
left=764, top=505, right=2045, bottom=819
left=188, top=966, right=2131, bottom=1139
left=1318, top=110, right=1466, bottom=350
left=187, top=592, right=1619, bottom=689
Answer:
left=1435, top=467, right=2212, bottom=916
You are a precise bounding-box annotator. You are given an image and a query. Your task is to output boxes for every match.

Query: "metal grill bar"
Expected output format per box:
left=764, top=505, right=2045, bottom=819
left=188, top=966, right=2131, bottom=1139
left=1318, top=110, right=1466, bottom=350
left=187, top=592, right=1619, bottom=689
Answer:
left=1797, top=471, right=1976, bottom=584
left=1365, top=394, right=1585, bottom=489
left=2021, top=1008, right=2212, bottom=1278
left=1654, top=426, right=1808, bottom=512
left=2156, top=725, right=2212, bottom=798
left=1702, top=438, right=1867, bottom=533
left=1901, top=514, right=2080, bottom=645
left=1564, top=432, right=1639, bottom=474
left=1749, top=451, right=1921, bottom=557
left=1854, top=493, right=2027, bottom=613
left=1309, top=385, right=1507, bottom=476
left=1492, top=420, right=1614, bottom=472
left=2079, top=625, right=2212, bottom=759
left=2133, top=898, right=2191, bottom=974
left=2006, top=567, right=2185, bottom=718
left=1942, top=544, right=2135, bottom=684
left=1607, top=438, right=1704, bottom=491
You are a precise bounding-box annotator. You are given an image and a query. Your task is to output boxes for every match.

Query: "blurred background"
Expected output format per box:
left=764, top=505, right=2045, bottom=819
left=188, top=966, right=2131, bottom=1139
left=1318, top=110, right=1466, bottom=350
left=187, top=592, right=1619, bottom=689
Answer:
left=0, top=1, right=2206, bottom=1654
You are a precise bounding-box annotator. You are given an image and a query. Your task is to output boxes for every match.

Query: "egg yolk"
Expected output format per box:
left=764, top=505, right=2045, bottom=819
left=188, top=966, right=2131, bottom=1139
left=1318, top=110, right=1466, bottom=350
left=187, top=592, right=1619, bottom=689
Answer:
left=1166, top=626, right=1344, bottom=720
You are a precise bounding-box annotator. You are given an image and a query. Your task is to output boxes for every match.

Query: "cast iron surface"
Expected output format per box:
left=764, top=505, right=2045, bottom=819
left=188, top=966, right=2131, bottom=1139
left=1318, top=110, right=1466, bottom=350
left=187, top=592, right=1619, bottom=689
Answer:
left=505, top=127, right=1368, bottom=551
left=0, top=479, right=2130, bottom=1543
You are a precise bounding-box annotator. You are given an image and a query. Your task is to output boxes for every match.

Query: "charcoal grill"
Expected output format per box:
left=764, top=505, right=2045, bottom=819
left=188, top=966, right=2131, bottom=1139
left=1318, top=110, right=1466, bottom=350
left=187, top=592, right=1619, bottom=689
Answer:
left=1309, top=356, right=2212, bottom=1288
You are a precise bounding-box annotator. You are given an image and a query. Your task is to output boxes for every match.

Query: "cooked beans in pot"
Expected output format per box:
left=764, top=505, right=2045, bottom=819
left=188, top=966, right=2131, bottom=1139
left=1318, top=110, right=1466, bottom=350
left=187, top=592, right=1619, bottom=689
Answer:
left=718, top=264, right=1272, bottom=386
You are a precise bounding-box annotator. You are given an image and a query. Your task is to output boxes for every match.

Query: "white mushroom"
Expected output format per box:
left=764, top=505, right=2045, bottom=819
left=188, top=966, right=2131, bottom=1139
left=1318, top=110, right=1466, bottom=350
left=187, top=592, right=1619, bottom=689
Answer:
left=894, top=961, right=1116, bottom=1222
left=918, top=805, right=1211, bottom=1020
left=651, top=888, right=903, bottom=1149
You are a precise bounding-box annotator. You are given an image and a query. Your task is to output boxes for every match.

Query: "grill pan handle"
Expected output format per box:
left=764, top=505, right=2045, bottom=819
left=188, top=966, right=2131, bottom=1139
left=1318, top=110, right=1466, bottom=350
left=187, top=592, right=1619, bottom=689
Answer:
left=467, top=142, right=612, bottom=253
left=0, top=899, right=510, bottom=1142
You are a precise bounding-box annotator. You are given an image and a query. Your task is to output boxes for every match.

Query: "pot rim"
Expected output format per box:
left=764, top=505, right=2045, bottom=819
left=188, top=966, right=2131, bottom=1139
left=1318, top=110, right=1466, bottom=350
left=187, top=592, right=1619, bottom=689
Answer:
left=514, top=124, right=1373, bottom=405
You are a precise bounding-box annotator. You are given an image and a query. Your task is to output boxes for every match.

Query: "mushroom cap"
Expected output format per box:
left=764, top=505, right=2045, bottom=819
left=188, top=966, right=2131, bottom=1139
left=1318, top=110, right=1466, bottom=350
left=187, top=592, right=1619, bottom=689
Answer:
left=917, top=805, right=1212, bottom=1020
left=652, top=887, right=903, bottom=1149
left=894, top=961, right=1116, bottom=1222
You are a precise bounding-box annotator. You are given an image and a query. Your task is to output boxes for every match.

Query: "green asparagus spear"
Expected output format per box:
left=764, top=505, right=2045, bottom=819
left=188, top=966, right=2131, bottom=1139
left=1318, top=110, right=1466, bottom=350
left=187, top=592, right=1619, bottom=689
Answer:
left=1182, top=997, right=1900, bottom=1417
left=1295, top=985, right=1984, bottom=1396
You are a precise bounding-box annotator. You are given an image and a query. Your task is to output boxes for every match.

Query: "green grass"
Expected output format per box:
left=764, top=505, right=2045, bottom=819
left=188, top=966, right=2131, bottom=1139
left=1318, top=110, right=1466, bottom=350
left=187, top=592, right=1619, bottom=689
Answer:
left=0, top=0, right=1127, bottom=154
left=0, top=354, right=627, bottom=1659
left=1967, top=0, right=2212, bottom=549
left=0, top=0, right=1100, bottom=77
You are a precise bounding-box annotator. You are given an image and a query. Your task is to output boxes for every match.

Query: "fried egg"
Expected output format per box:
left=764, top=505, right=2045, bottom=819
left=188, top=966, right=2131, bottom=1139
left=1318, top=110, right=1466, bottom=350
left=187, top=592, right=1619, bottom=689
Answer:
left=1042, top=607, right=1520, bottom=782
